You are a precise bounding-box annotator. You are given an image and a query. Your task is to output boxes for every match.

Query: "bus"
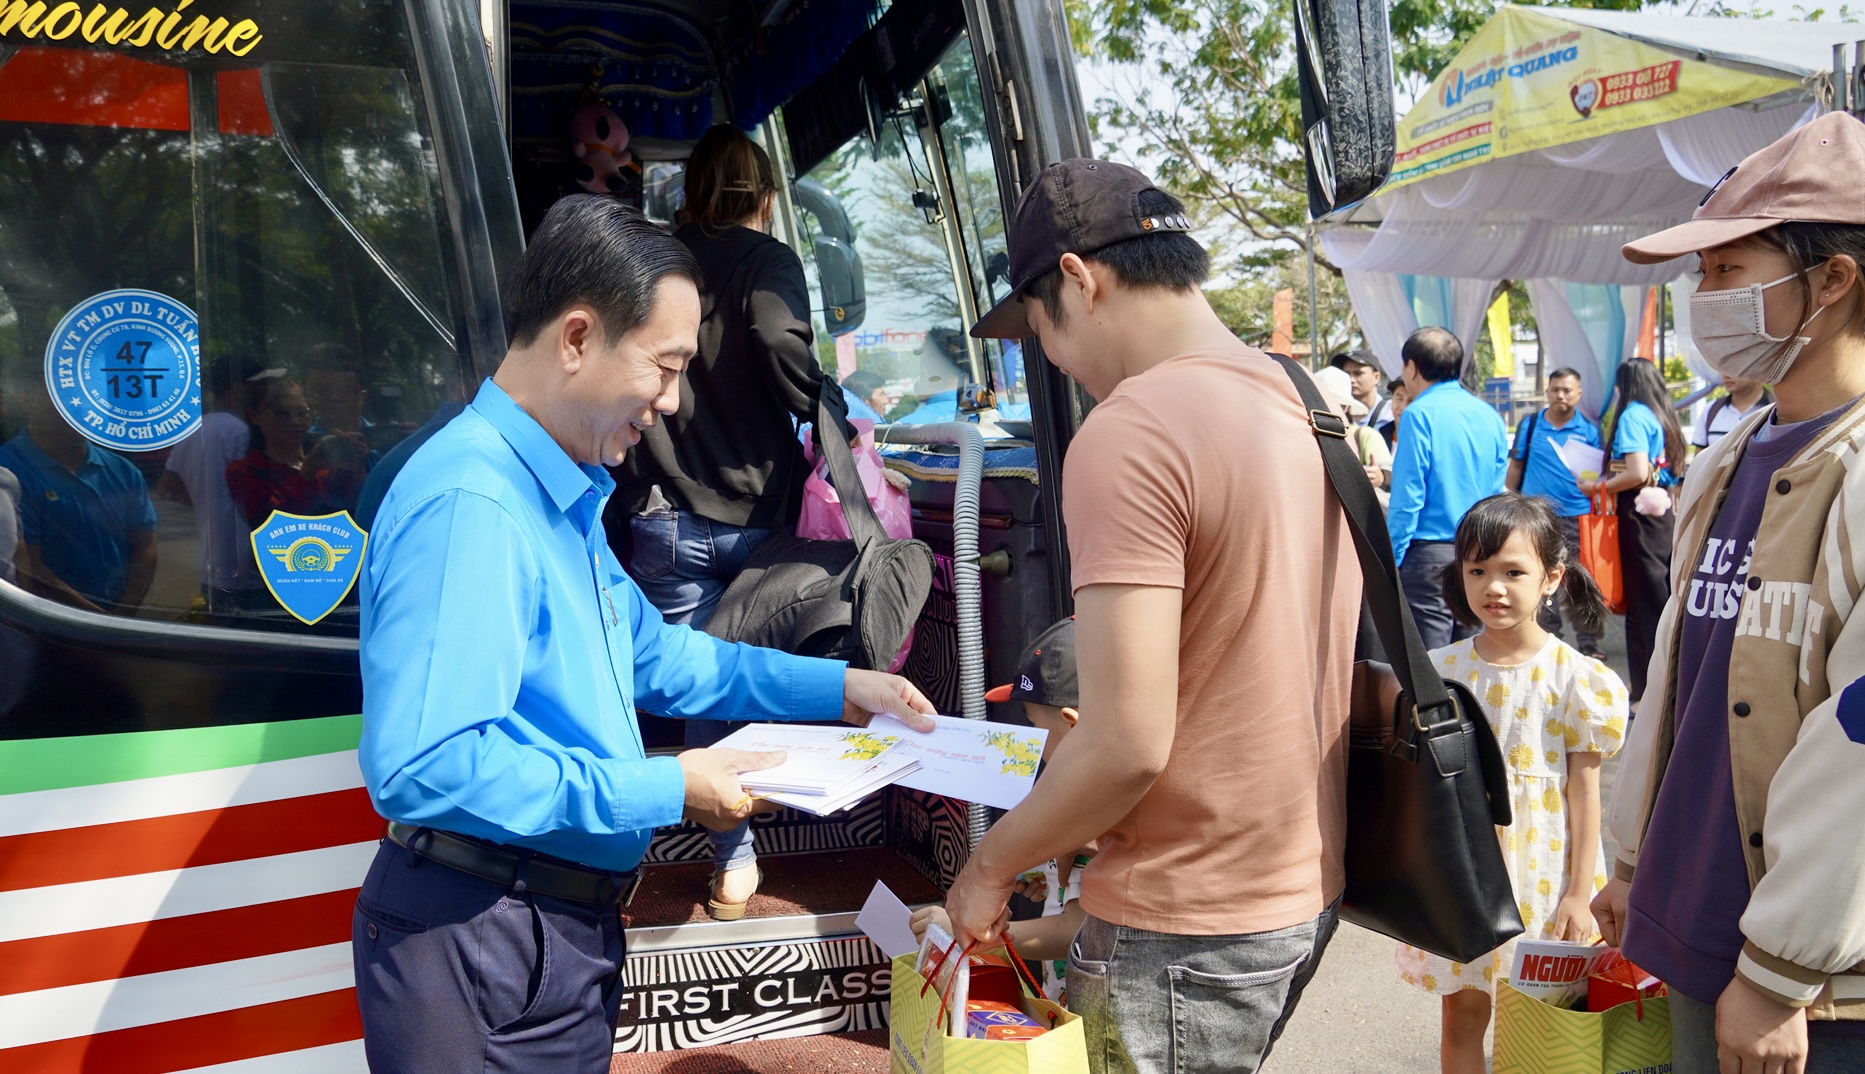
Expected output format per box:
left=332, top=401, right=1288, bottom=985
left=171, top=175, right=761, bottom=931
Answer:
left=0, top=0, right=1096, bottom=1067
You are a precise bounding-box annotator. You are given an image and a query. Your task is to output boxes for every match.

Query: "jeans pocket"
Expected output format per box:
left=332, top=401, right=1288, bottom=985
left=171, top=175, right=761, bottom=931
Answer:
left=629, top=514, right=677, bottom=581
left=479, top=894, right=552, bottom=1035
left=1166, top=956, right=1307, bottom=1074
left=1069, top=934, right=1124, bottom=1074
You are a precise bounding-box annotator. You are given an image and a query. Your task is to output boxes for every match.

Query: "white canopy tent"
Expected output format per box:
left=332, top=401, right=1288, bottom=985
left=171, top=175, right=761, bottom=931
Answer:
left=1319, top=6, right=1862, bottom=416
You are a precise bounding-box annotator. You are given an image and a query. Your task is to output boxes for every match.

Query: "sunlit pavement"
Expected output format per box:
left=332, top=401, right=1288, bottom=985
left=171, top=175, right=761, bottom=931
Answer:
left=1267, top=614, right=1634, bottom=1073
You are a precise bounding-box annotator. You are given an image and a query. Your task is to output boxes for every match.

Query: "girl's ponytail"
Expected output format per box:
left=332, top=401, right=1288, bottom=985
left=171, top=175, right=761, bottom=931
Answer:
left=1557, top=558, right=1610, bottom=641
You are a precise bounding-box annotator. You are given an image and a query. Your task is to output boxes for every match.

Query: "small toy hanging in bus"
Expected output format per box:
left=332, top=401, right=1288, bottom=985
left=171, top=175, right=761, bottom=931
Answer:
left=569, top=99, right=643, bottom=206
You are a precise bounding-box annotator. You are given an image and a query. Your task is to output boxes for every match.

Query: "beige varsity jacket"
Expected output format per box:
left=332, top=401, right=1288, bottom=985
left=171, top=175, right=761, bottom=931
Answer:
left=1609, top=399, right=1865, bottom=1020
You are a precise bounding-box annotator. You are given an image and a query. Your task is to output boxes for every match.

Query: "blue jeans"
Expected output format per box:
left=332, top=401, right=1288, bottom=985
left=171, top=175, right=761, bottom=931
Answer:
left=1670, top=989, right=1865, bottom=1074
left=1066, top=900, right=1340, bottom=1074
left=1400, top=540, right=1469, bottom=652
left=628, top=510, right=776, bottom=872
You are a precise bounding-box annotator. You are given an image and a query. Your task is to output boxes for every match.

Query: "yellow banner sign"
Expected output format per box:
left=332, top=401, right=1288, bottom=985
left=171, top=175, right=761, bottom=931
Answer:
left=1388, top=6, right=1798, bottom=190
left=0, top=0, right=261, bottom=57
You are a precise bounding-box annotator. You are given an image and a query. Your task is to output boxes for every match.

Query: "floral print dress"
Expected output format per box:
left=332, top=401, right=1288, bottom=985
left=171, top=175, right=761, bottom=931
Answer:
left=1395, top=635, right=1629, bottom=996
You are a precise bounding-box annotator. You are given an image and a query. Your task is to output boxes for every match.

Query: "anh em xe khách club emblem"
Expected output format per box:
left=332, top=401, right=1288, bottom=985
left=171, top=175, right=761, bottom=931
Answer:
left=252, top=510, right=367, bottom=625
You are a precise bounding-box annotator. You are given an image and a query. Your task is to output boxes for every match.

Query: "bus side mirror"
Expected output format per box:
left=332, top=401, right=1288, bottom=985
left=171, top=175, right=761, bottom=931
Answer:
left=1293, top=0, right=1396, bottom=217
left=794, top=177, right=868, bottom=335
left=814, top=234, right=867, bottom=335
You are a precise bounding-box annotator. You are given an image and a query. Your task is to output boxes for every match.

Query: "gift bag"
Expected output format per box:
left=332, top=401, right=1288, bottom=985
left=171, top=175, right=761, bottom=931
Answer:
left=1580, top=491, right=1625, bottom=616
left=889, top=944, right=1087, bottom=1074
left=1493, top=979, right=1671, bottom=1074
left=799, top=420, right=913, bottom=543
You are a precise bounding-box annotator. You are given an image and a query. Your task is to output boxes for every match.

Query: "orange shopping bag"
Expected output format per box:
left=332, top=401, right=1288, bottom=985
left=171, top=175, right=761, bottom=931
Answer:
left=1580, top=491, right=1625, bottom=615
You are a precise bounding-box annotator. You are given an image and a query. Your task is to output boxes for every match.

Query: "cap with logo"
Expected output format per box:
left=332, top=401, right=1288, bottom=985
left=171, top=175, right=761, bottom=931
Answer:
left=1623, top=112, right=1865, bottom=265
left=970, top=158, right=1193, bottom=340
left=983, top=618, right=1078, bottom=709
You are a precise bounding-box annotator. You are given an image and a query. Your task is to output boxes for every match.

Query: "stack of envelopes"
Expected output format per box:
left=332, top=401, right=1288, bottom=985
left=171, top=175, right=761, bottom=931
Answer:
left=713, top=723, right=922, bottom=816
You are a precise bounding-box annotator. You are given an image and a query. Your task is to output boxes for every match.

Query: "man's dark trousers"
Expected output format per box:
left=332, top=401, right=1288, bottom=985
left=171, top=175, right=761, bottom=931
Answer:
left=1399, top=540, right=1463, bottom=651
left=353, top=839, right=626, bottom=1073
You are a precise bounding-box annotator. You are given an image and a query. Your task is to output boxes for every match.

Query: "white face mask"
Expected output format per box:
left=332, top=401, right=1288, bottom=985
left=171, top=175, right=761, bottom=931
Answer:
left=1689, top=271, right=1825, bottom=385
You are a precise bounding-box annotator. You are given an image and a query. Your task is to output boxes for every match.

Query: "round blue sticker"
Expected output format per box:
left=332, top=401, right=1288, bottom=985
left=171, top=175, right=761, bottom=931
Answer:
left=43, top=288, right=202, bottom=452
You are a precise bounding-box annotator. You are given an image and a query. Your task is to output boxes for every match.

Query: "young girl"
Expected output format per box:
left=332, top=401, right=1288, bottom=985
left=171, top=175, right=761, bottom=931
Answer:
left=1395, top=492, right=1630, bottom=1074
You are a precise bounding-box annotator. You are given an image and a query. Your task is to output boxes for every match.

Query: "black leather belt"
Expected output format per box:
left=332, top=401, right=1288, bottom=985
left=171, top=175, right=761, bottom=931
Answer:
left=385, top=822, right=641, bottom=907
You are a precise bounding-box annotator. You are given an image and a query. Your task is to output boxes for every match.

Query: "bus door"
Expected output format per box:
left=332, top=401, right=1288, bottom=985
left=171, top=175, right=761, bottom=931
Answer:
left=492, top=0, right=1072, bottom=1054
left=0, top=4, right=516, bottom=1069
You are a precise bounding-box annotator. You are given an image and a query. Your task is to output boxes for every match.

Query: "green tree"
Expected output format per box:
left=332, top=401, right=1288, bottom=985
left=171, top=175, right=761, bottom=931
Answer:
left=1080, top=0, right=1647, bottom=301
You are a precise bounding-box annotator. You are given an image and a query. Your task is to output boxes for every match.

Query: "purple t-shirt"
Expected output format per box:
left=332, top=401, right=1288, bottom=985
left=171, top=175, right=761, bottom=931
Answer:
left=1624, top=407, right=1839, bottom=1003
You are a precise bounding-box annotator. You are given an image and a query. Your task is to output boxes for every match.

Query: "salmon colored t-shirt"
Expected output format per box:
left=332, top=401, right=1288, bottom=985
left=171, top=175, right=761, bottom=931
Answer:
left=1064, top=345, right=1359, bottom=936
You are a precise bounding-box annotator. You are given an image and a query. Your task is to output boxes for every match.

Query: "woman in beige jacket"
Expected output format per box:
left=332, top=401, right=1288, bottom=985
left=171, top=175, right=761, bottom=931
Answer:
left=1593, top=113, right=1865, bottom=1074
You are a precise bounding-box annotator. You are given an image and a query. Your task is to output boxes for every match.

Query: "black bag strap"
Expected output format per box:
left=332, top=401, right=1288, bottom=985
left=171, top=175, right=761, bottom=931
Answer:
left=1271, top=357, right=1452, bottom=722
left=1513, top=410, right=1540, bottom=466
left=812, top=380, right=886, bottom=548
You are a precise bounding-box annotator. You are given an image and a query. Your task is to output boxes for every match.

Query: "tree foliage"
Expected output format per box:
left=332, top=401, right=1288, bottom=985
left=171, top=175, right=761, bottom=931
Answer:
left=1081, top=0, right=1645, bottom=265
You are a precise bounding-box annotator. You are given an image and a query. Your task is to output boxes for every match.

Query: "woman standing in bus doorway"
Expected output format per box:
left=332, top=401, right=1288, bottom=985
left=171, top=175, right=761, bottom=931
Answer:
left=613, top=124, right=853, bottom=920
left=1584, top=358, right=1686, bottom=703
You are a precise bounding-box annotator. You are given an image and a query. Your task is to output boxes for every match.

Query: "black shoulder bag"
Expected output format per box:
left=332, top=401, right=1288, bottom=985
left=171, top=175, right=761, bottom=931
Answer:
left=1273, top=356, right=1525, bottom=963
left=703, top=383, right=935, bottom=671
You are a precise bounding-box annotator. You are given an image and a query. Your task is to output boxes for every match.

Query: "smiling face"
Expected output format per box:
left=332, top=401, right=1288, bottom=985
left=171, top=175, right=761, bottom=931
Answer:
left=1460, top=530, right=1562, bottom=635
left=563, top=276, right=701, bottom=466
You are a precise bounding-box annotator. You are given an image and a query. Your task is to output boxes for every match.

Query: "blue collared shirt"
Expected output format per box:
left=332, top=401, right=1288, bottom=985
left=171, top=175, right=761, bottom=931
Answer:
left=1512, top=408, right=1600, bottom=518
left=359, top=380, right=847, bottom=871
left=1387, top=380, right=1509, bottom=565
left=0, top=432, right=156, bottom=608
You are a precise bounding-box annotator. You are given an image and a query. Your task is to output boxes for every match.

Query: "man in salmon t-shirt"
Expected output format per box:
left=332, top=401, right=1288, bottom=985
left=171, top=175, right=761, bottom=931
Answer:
left=946, top=159, right=1360, bottom=1074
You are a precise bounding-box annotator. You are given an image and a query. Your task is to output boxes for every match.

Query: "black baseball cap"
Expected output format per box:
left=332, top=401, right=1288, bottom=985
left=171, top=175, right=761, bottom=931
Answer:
left=970, top=159, right=1193, bottom=339
left=984, top=618, right=1078, bottom=709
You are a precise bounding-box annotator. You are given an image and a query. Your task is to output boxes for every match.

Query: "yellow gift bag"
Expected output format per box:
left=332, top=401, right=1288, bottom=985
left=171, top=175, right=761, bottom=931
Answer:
left=889, top=943, right=1088, bottom=1074
left=1493, top=979, right=1672, bottom=1074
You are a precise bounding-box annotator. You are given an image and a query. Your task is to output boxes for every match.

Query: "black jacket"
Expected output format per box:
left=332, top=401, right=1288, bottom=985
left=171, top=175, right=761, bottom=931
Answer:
left=614, top=224, right=849, bottom=529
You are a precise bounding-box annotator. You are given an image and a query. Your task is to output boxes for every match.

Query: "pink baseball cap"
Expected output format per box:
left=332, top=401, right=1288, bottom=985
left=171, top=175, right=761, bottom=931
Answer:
left=1623, top=112, right=1865, bottom=265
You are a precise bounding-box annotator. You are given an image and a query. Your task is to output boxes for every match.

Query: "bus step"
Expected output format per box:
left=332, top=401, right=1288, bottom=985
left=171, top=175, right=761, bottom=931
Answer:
left=622, top=846, right=942, bottom=929
left=610, top=1029, right=888, bottom=1073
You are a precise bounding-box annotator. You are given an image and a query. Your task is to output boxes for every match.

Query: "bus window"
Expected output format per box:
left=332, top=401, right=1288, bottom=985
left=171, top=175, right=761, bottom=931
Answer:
left=783, top=33, right=1017, bottom=432
left=0, top=28, right=466, bottom=637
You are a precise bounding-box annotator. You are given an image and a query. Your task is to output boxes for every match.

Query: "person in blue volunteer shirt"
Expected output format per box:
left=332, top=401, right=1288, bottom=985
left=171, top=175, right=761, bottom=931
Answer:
left=0, top=378, right=156, bottom=615
left=1505, top=366, right=1604, bottom=657
left=353, top=196, right=935, bottom=1074
left=1583, top=357, right=1686, bottom=702
left=1387, top=326, right=1509, bottom=650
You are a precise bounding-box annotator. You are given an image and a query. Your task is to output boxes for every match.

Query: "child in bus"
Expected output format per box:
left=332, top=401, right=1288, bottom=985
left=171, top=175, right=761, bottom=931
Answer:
left=911, top=617, right=1091, bottom=1001
left=1393, top=493, right=1628, bottom=1074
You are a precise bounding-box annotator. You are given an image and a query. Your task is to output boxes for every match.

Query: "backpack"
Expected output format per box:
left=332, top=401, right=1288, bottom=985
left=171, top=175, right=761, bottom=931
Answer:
left=703, top=383, right=936, bottom=670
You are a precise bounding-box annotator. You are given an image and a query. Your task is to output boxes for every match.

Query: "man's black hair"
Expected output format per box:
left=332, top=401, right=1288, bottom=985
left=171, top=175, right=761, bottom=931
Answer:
left=504, top=195, right=702, bottom=347
left=843, top=369, right=885, bottom=398
left=1547, top=367, right=1583, bottom=384
left=1329, top=353, right=1353, bottom=371
left=1401, top=327, right=1463, bottom=383
left=1023, top=188, right=1209, bottom=329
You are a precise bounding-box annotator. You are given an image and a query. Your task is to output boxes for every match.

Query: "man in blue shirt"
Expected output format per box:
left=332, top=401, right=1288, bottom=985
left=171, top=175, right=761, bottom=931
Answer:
left=353, top=197, right=935, bottom=1074
left=0, top=381, right=157, bottom=614
left=1505, top=367, right=1604, bottom=657
left=1387, top=327, right=1508, bottom=650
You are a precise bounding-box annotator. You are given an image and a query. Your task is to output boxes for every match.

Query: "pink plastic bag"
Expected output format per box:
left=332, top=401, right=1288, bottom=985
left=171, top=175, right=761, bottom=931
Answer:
left=798, top=420, right=916, bottom=671
left=798, top=420, right=913, bottom=542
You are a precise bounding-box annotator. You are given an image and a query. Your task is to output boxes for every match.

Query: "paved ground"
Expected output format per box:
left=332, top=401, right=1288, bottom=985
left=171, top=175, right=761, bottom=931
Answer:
left=1266, top=615, right=1636, bottom=1073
